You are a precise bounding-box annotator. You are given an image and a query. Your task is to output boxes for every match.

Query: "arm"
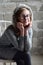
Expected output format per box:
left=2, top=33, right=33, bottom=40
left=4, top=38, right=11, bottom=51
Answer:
left=24, top=27, right=33, bottom=52
left=17, top=36, right=24, bottom=51
left=0, top=27, right=24, bottom=51
left=16, top=22, right=24, bottom=51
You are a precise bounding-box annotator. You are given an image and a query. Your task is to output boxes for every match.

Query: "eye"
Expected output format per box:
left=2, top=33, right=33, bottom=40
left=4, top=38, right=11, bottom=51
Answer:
left=19, top=14, right=30, bottom=20
left=26, top=14, right=30, bottom=17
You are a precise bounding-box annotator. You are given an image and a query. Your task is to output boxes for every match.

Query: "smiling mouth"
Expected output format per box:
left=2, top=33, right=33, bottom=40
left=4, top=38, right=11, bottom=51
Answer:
left=24, top=24, right=30, bottom=28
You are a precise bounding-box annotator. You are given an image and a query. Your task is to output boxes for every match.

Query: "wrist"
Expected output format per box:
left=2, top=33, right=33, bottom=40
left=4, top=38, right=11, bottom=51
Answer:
left=24, top=30, right=28, bottom=36
left=20, top=31, right=24, bottom=36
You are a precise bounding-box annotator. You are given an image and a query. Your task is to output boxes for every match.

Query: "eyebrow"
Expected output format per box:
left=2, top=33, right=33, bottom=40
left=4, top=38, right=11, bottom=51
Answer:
left=21, top=14, right=30, bottom=16
left=20, top=14, right=30, bottom=17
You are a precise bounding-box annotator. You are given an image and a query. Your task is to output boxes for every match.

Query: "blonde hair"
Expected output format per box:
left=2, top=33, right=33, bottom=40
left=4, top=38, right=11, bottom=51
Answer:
left=12, top=4, right=33, bottom=25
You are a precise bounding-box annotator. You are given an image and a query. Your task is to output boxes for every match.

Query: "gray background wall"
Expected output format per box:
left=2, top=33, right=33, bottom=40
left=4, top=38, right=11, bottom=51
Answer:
left=0, top=0, right=43, bottom=65
left=0, top=0, right=43, bottom=54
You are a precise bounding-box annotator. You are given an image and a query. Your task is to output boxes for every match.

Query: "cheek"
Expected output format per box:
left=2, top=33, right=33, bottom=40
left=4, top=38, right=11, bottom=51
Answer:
left=28, top=17, right=31, bottom=22
left=18, top=19, right=23, bottom=23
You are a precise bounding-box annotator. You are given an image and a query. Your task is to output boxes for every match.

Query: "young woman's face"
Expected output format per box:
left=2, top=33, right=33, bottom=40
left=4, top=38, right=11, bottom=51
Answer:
left=18, top=8, right=31, bottom=27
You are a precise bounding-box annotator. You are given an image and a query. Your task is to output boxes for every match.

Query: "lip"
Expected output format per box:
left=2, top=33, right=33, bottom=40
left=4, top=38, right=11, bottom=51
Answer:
left=24, top=24, right=30, bottom=28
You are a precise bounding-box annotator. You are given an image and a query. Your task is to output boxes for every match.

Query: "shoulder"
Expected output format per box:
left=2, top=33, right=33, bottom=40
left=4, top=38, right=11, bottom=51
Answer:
left=6, top=25, right=14, bottom=31
left=0, top=25, right=15, bottom=39
left=2, top=25, right=14, bottom=34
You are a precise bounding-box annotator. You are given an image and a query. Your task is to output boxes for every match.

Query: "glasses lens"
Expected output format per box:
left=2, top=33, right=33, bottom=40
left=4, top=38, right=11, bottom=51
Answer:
left=20, top=14, right=30, bottom=19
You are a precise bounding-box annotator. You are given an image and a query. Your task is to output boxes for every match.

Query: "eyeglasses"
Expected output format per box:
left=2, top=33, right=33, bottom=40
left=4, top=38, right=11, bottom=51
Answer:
left=19, top=14, right=30, bottom=20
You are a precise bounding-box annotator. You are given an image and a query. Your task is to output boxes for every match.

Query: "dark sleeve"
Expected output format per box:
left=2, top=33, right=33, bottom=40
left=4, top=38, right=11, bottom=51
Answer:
left=0, top=27, right=24, bottom=51
left=0, top=31, right=11, bottom=46
left=6, top=30, right=24, bottom=51
left=17, top=36, right=24, bottom=51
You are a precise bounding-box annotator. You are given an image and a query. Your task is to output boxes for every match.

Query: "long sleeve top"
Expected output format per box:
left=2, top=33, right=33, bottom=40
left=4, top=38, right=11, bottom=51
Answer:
left=0, top=25, right=33, bottom=60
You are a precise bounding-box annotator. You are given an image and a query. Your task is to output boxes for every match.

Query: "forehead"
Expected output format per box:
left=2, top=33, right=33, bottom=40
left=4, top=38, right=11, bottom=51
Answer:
left=20, top=8, right=30, bottom=15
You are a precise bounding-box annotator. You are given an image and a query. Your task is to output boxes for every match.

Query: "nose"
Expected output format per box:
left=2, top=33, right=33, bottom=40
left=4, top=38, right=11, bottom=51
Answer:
left=23, top=15, right=28, bottom=21
left=24, top=16, right=28, bottom=22
left=24, top=16, right=27, bottom=20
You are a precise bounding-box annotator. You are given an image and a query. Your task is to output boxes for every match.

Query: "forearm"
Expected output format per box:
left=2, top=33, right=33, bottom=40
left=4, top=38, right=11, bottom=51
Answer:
left=24, top=34, right=32, bottom=52
left=18, top=36, right=24, bottom=51
left=24, top=36, right=30, bottom=52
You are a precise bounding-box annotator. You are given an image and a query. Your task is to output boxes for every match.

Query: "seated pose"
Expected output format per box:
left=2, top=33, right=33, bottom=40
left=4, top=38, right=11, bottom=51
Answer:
left=0, top=4, right=33, bottom=65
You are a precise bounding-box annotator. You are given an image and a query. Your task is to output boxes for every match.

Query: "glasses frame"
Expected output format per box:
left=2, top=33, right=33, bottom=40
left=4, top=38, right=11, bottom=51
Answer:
left=19, top=14, right=31, bottom=20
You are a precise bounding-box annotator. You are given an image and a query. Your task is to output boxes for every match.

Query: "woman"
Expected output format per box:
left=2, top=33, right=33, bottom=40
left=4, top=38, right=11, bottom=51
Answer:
left=0, top=4, right=33, bottom=65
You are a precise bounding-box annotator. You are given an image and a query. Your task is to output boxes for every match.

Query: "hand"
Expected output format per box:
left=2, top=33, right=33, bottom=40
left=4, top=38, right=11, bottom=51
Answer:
left=24, top=21, right=32, bottom=36
left=17, top=22, right=24, bottom=36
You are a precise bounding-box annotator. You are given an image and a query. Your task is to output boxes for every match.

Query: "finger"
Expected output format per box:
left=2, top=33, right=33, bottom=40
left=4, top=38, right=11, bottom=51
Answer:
left=17, top=22, right=23, bottom=27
